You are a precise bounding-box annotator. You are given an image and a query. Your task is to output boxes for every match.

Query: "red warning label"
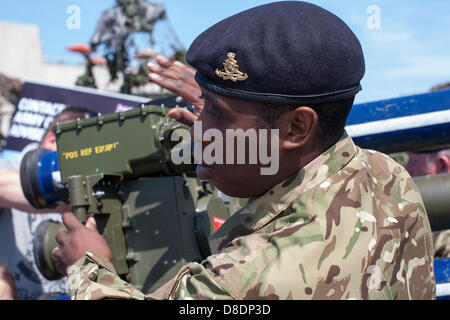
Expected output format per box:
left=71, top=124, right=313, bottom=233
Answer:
left=213, top=216, right=226, bottom=231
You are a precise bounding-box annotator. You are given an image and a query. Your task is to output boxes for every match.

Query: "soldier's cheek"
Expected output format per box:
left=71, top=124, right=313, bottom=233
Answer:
left=196, top=164, right=216, bottom=181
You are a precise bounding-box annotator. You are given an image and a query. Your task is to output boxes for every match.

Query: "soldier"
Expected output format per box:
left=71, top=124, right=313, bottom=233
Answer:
left=53, top=1, right=436, bottom=299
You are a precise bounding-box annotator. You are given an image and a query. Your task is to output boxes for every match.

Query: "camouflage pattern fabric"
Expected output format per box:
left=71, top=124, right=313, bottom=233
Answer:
left=68, top=133, right=436, bottom=300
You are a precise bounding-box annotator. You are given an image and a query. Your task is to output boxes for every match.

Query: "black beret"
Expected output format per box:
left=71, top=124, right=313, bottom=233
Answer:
left=186, top=1, right=365, bottom=104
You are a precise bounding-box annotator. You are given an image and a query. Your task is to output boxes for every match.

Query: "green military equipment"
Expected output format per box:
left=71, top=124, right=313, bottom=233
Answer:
left=34, top=104, right=230, bottom=293
left=33, top=220, right=67, bottom=280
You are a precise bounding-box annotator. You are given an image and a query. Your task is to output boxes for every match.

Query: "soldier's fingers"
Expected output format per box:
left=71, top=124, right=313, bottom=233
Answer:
left=192, top=104, right=204, bottom=117
left=54, top=259, right=67, bottom=276
left=154, top=54, right=173, bottom=69
left=148, top=73, right=195, bottom=98
left=171, top=61, right=198, bottom=86
left=159, top=69, right=185, bottom=81
left=148, top=64, right=190, bottom=83
left=55, top=203, right=71, bottom=213
left=147, top=60, right=177, bottom=75
left=55, top=231, right=67, bottom=246
left=62, top=212, right=83, bottom=231
left=52, top=246, right=61, bottom=260
left=148, top=72, right=170, bottom=86
left=167, top=108, right=198, bottom=127
left=151, top=55, right=195, bottom=78
left=148, top=59, right=199, bottom=94
left=52, top=245, right=68, bottom=276
left=173, top=61, right=197, bottom=77
left=148, top=73, right=203, bottom=111
left=85, top=216, right=97, bottom=232
left=147, top=61, right=164, bottom=74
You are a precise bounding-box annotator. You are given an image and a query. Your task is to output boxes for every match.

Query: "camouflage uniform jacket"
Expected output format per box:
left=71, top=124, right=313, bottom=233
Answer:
left=68, top=133, right=436, bottom=300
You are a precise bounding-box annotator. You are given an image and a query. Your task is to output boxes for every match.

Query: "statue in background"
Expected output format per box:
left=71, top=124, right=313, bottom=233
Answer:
left=72, top=0, right=185, bottom=94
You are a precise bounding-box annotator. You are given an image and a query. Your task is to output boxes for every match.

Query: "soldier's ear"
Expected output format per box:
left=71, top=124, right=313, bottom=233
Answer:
left=39, top=131, right=57, bottom=151
left=436, top=154, right=450, bottom=174
left=277, top=106, right=318, bottom=150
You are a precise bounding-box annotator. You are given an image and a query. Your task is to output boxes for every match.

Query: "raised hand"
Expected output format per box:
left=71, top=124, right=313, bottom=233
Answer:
left=148, top=55, right=204, bottom=126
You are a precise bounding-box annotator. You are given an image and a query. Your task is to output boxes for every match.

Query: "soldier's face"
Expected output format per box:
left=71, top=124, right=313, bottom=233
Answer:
left=191, top=89, right=288, bottom=197
left=39, top=131, right=57, bottom=151
left=405, top=152, right=450, bottom=177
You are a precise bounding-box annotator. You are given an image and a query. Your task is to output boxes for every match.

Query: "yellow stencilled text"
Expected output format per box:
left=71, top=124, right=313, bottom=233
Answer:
left=62, top=141, right=119, bottom=160
left=80, top=147, right=92, bottom=157
left=95, top=142, right=119, bottom=154
left=63, top=151, right=79, bottom=160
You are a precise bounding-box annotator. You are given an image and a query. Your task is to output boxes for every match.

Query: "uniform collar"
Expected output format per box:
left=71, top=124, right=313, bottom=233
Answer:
left=211, top=132, right=358, bottom=251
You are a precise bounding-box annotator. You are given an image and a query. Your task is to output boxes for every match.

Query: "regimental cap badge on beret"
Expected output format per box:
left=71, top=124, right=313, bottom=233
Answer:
left=188, top=2, right=365, bottom=104
left=215, top=52, right=248, bottom=82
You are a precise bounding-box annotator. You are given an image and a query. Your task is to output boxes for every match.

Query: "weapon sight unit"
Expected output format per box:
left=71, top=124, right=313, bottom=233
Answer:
left=20, top=104, right=230, bottom=294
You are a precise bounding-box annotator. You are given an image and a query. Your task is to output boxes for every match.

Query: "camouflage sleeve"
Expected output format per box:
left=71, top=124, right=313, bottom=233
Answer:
left=68, top=251, right=234, bottom=300
left=68, top=251, right=145, bottom=300
left=148, top=262, right=234, bottom=300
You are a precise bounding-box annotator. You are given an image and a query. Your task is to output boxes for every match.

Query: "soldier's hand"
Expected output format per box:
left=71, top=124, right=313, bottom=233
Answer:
left=55, top=202, right=72, bottom=213
left=147, top=55, right=203, bottom=126
left=52, top=212, right=112, bottom=276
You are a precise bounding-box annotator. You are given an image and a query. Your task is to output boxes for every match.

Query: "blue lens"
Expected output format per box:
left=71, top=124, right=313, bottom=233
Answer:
left=36, top=150, right=60, bottom=206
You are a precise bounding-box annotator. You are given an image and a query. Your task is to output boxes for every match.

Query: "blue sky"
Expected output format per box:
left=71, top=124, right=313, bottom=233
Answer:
left=0, top=0, right=449, bottom=103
